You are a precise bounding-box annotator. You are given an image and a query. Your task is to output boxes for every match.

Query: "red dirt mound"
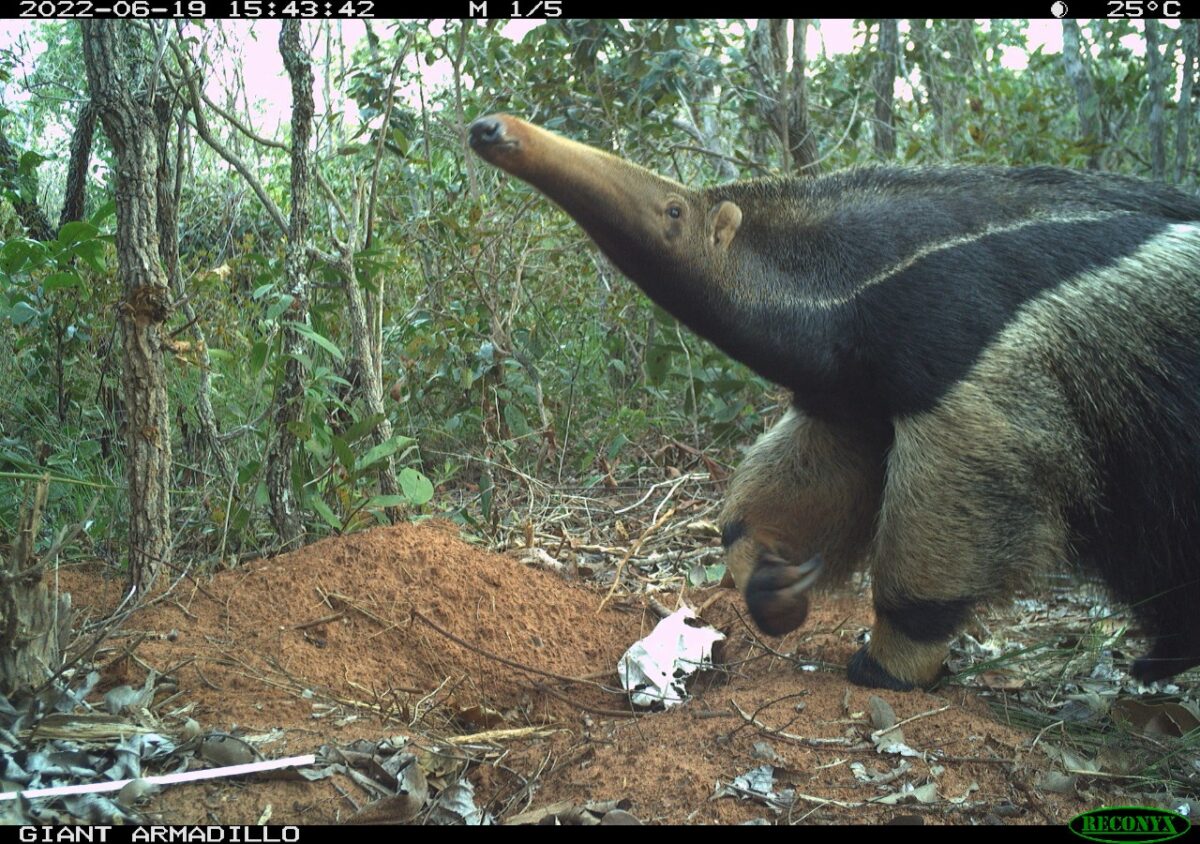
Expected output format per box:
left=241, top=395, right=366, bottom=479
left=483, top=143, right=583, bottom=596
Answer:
left=56, top=522, right=1116, bottom=824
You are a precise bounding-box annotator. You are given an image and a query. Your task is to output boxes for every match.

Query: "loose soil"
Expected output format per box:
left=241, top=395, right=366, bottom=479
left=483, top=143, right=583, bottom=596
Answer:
left=52, top=521, right=1184, bottom=825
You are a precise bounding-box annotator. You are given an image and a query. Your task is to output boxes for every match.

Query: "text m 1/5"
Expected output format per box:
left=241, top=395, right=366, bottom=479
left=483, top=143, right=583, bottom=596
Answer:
left=466, top=1, right=563, bottom=15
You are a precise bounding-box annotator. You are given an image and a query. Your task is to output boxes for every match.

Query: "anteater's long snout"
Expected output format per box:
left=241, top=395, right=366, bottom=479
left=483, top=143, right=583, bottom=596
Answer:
left=468, top=115, right=511, bottom=152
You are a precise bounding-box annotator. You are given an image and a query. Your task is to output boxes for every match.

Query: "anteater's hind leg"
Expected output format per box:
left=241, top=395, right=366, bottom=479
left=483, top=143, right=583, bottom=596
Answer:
left=853, top=384, right=1075, bottom=690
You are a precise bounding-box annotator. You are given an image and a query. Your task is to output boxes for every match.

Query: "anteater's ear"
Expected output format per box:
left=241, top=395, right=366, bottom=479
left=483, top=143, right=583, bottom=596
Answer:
left=709, top=201, right=743, bottom=251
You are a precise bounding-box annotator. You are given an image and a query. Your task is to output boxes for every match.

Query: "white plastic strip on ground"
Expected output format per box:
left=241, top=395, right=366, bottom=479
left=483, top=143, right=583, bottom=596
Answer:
left=0, top=754, right=317, bottom=801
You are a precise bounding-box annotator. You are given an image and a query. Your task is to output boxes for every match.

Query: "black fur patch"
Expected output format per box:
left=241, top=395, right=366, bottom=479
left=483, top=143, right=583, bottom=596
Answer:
left=740, top=214, right=1171, bottom=421
left=720, top=518, right=747, bottom=548
left=865, top=216, right=1169, bottom=417
left=847, top=647, right=916, bottom=691
left=1056, top=310, right=1200, bottom=684
left=1130, top=634, right=1200, bottom=683
left=877, top=596, right=975, bottom=643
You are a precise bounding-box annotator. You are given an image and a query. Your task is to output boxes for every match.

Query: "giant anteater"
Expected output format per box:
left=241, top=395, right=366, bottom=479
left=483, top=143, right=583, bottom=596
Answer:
left=470, top=114, right=1200, bottom=690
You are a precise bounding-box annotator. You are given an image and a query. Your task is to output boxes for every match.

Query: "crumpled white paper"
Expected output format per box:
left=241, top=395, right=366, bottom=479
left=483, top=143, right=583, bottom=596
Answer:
left=618, top=608, right=725, bottom=708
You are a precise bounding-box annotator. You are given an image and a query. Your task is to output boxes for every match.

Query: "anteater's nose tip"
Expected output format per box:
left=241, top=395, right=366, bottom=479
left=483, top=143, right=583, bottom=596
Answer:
left=469, top=116, right=504, bottom=149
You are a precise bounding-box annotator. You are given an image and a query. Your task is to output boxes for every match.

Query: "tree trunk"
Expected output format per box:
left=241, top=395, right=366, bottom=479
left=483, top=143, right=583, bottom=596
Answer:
left=154, top=96, right=231, bottom=483
left=1175, top=20, right=1198, bottom=184
left=363, top=33, right=411, bottom=397
left=911, top=20, right=973, bottom=158
left=266, top=21, right=316, bottom=548
left=910, top=22, right=943, bottom=156
left=1145, top=20, right=1166, bottom=180
left=785, top=20, right=819, bottom=172
left=81, top=21, right=173, bottom=591
left=1061, top=20, right=1101, bottom=170
left=333, top=227, right=400, bottom=511
left=59, top=101, right=97, bottom=229
left=749, top=20, right=818, bottom=174
left=326, top=186, right=399, bottom=512
left=0, top=477, right=74, bottom=698
left=872, top=20, right=899, bottom=160
left=451, top=21, right=477, bottom=200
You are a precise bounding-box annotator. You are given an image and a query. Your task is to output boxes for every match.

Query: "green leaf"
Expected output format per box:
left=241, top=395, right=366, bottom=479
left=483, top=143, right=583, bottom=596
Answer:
left=715, top=399, right=743, bottom=424
left=308, top=495, right=342, bottom=531
left=43, top=271, right=84, bottom=294
left=355, top=435, right=415, bottom=471
left=230, top=505, right=251, bottom=533
left=74, top=240, right=108, bottom=274
left=332, top=435, right=354, bottom=472
left=1, top=239, right=41, bottom=274
left=8, top=301, right=39, bottom=324
left=292, top=322, right=344, bottom=362
left=342, top=412, right=384, bottom=444
left=644, top=343, right=673, bottom=385
left=249, top=340, right=269, bottom=372
left=399, top=468, right=434, bottom=505
left=238, top=460, right=261, bottom=484
left=58, top=221, right=98, bottom=246
left=89, top=200, right=116, bottom=226
left=503, top=403, right=531, bottom=438
left=265, top=295, right=294, bottom=321
left=390, top=128, right=408, bottom=156
left=367, top=494, right=409, bottom=508
left=18, top=150, right=48, bottom=176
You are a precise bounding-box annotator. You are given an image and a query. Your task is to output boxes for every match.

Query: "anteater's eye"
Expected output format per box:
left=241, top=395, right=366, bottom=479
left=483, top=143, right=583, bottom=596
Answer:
left=667, top=205, right=682, bottom=219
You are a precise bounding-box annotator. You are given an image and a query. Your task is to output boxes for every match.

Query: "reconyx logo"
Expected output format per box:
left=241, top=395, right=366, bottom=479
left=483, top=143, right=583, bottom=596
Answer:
left=1069, top=807, right=1190, bottom=844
